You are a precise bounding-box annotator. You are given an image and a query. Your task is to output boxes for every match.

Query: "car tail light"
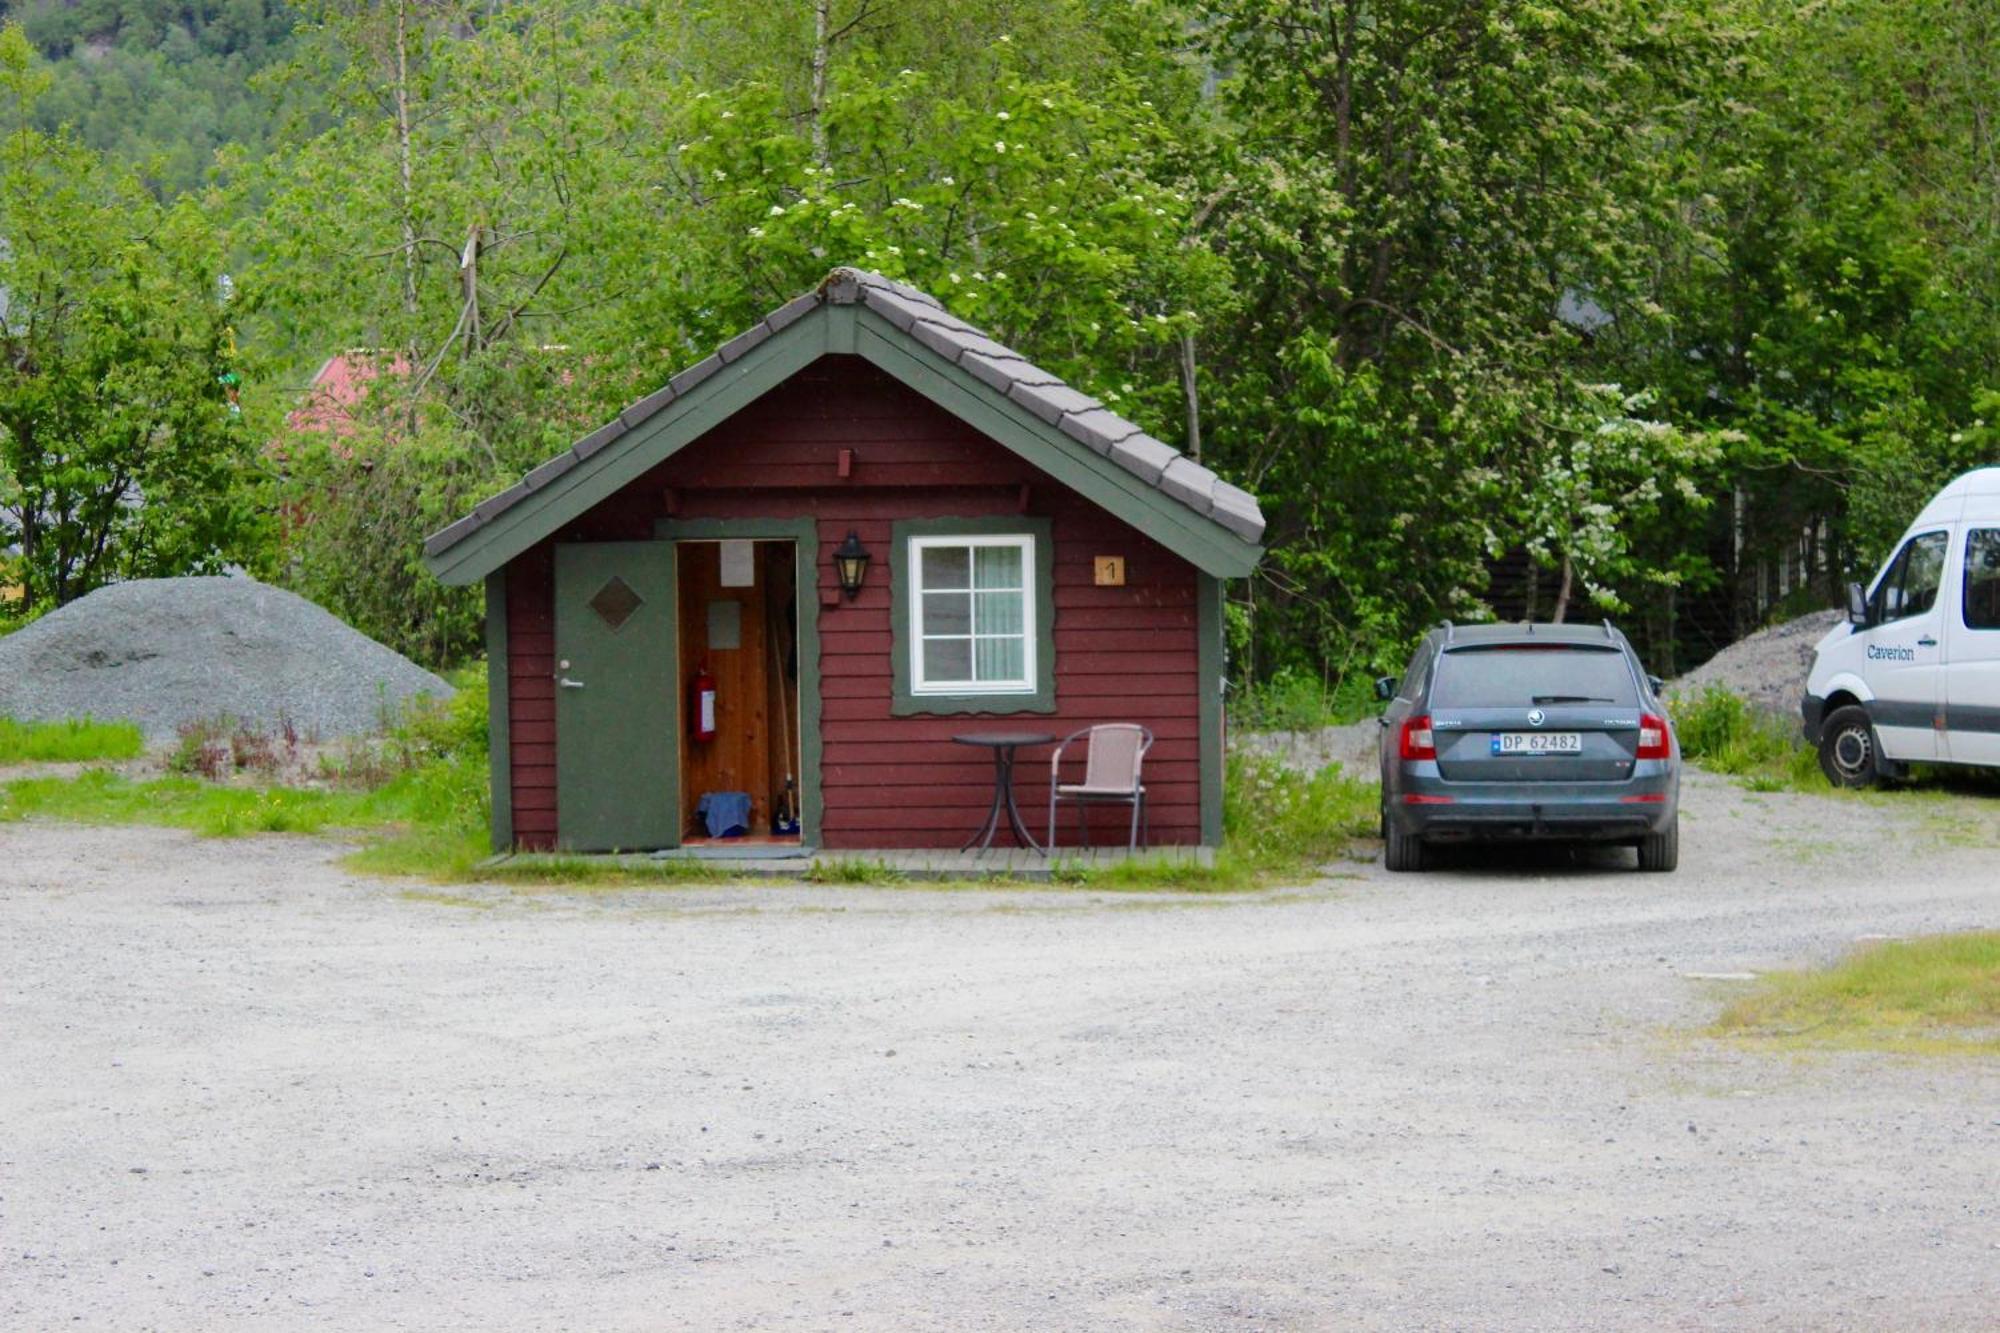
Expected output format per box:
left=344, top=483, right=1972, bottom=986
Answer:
left=1399, top=714, right=1437, bottom=761
left=1636, top=712, right=1671, bottom=760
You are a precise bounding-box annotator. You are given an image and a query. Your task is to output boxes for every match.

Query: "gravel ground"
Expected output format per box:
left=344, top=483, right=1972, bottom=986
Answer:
left=1670, top=610, right=1846, bottom=718
left=2, top=773, right=1997, bottom=1330
left=0, top=577, right=450, bottom=741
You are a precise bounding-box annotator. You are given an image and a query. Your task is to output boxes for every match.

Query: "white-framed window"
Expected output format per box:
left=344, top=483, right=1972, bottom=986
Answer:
left=909, top=533, right=1036, bottom=694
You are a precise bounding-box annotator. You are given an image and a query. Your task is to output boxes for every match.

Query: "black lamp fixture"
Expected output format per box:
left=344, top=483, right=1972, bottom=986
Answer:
left=832, top=529, right=871, bottom=599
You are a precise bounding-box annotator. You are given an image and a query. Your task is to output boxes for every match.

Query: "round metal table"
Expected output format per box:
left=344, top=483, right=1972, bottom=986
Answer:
left=952, top=731, right=1055, bottom=852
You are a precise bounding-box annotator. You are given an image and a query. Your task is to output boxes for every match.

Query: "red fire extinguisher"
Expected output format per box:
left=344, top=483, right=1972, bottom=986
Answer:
left=690, top=665, right=718, bottom=743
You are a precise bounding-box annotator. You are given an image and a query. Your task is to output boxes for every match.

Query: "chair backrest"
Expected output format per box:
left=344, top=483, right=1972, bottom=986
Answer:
left=1083, top=724, right=1150, bottom=792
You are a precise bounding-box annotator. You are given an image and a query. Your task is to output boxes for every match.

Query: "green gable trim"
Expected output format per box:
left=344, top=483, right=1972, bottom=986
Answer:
left=889, top=515, right=1056, bottom=716
left=1197, top=572, right=1225, bottom=847
left=652, top=517, right=823, bottom=847
left=426, top=317, right=834, bottom=586
left=425, top=301, right=1261, bottom=588
left=485, top=569, right=513, bottom=852
left=851, top=312, right=1263, bottom=578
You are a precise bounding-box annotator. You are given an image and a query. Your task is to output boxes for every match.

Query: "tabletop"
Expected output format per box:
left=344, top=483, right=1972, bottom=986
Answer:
left=952, top=731, right=1056, bottom=749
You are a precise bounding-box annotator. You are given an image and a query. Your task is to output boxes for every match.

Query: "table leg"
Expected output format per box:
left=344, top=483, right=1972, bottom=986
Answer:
left=960, top=747, right=1008, bottom=851
left=998, top=749, right=1044, bottom=853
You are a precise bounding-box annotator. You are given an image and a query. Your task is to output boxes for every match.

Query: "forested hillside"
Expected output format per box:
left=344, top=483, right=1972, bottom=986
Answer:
left=0, top=0, right=1995, bottom=687
left=5, top=1, right=294, bottom=194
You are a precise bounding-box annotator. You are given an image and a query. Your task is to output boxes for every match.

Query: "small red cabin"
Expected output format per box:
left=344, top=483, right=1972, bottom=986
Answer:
left=424, top=269, right=1264, bottom=853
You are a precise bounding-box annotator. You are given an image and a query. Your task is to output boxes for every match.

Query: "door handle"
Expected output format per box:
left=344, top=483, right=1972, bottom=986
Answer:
left=1917, top=636, right=1938, bottom=647
left=559, top=677, right=586, bottom=690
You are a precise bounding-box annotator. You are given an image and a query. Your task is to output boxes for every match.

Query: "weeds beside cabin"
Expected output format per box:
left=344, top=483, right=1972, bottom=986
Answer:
left=423, top=269, right=1264, bottom=853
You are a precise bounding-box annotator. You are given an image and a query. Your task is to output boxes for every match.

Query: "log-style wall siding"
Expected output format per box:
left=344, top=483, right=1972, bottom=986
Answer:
left=503, top=357, right=1203, bottom=850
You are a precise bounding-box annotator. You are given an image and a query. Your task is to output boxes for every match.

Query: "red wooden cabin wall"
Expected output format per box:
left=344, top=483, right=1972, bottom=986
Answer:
left=502, top=357, right=1204, bottom=850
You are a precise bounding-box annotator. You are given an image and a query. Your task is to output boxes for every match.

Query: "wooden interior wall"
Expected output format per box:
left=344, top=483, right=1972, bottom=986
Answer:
left=763, top=544, right=803, bottom=829
left=503, top=357, right=1207, bottom=851
left=677, top=540, right=773, bottom=837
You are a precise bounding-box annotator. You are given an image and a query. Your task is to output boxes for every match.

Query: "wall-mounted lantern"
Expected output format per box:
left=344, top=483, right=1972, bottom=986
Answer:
left=832, top=529, right=871, bottom=600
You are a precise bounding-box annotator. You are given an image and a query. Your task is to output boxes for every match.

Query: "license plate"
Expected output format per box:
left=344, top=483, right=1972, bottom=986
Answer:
left=1491, top=732, right=1582, bottom=755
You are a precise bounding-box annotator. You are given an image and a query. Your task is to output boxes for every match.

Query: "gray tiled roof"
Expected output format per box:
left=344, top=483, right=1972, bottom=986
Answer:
left=423, top=267, right=1265, bottom=560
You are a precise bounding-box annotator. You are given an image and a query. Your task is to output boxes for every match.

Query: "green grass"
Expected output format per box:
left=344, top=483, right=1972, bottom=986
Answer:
left=1668, top=686, right=1825, bottom=791
left=0, top=716, right=145, bottom=765
left=804, top=856, right=907, bottom=885
left=0, top=756, right=487, bottom=839
left=1710, top=932, right=2000, bottom=1054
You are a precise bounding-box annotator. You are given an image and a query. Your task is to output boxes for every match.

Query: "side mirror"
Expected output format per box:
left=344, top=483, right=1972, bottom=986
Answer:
left=1646, top=674, right=1665, bottom=697
left=1373, top=675, right=1397, bottom=703
left=1846, top=581, right=1871, bottom=627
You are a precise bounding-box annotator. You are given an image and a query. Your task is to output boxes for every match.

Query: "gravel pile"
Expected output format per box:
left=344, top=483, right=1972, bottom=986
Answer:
left=0, top=577, right=451, bottom=741
left=1669, top=608, right=1844, bottom=717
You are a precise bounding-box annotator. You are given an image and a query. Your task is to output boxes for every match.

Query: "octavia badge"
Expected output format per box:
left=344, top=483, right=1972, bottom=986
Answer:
left=1527, top=708, right=1546, bottom=727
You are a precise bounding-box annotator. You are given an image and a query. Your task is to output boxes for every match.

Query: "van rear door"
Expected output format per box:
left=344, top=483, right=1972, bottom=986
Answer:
left=1945, top=526, right=2000, bottom=765
left=1857, top=528, right=1951, bottom=762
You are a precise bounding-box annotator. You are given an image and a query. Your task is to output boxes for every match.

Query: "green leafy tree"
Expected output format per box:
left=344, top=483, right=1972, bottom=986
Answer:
left=1188, top=0, right=1734, bottom=675
left=0, top=26, right=253, bottom=608
left=657, top=52, right=1213, bottom=419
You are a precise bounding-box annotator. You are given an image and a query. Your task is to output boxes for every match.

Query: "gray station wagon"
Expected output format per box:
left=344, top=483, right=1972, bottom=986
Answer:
left=1374, top=622, right=1681, bottom=872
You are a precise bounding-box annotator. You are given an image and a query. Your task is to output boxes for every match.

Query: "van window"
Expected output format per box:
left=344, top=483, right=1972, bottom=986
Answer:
left=1875, top=530, right=1948, bottom=622
left=1966, top=529, right=2000, bottom=630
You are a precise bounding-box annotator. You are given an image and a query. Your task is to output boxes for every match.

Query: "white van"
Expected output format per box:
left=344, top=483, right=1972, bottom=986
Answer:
left=1803, top=466, right=2000, bottom=785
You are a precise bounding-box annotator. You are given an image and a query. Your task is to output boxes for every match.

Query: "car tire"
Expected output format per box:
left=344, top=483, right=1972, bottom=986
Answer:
left=1382, top=810, right=1428, bottom=873
left=1636, top=815, right=1678, bottom=872
left=1817, top=705, right=1881, bottom=789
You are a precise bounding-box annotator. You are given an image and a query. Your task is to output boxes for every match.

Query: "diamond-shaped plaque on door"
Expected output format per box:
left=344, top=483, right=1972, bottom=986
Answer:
left=588, top=575, right=643, bottom=632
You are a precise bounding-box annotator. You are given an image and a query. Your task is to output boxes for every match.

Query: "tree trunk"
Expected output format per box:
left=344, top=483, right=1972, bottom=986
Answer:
left=1552, top=553, right=1573, bottom=624
left=1179, top=330, right=1201, bottom=461
left=394, top=0, right=419, bottom=318
left=810, top=0, right=832, bottom=172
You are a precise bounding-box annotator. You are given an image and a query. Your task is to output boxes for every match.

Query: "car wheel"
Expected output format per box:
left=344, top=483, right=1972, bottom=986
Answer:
left=1817, top=705, right=1881, bottom=789
left=1636, top=815, right=1678, bottom=872
left=1382, top=807, right=1428, bottom=873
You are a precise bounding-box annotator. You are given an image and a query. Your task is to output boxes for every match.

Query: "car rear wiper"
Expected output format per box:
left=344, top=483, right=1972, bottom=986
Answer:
left=1530, top=694, right=1616, bottom=704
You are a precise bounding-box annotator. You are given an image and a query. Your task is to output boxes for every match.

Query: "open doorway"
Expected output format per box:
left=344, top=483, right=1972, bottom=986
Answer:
left=675, top=539, right=803, bottom=847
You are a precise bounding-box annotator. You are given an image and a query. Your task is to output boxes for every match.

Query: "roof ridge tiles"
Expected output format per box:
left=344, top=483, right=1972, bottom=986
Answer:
left=422, top=266, right=1266, bottom=562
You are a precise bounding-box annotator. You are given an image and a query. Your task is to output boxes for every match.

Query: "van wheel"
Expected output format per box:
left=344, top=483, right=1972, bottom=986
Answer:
left=1636, top=816, right=1678, bottom=872
left=1817, top=706, right=1881, bottom=788
left=1383, top=814, right=1429, bottom=873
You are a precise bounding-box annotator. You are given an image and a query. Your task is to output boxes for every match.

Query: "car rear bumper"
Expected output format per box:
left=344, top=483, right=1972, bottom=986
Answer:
left=1386, top=765, right=1678, bottom=842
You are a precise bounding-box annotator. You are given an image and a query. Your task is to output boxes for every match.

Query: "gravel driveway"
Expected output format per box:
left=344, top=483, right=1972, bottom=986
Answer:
left=2, top=772, right=1996, bottom=1330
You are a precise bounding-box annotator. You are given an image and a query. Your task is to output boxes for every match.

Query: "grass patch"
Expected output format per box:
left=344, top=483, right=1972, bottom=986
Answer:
left=804, top=856, right=906, bottom=885
left=0, top=757, right=487, bottom=839
left=0, top=672, right=492, bottom=860
left=0, top=716, right=145, bottom=765
left=1668, top=686, right=1824, bottom=791
left=1710, top=932, right=2000, bottom=1055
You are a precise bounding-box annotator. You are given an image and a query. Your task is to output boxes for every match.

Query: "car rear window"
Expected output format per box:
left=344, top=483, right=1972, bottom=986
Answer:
left=1430, top=646, right=1639, bottom=708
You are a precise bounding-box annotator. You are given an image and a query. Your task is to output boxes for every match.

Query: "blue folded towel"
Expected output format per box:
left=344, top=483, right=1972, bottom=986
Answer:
left=695, top=791, right=752, bottom=839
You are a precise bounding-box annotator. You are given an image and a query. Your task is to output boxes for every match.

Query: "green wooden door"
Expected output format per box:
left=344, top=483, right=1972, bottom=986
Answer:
left=554, top=542, right=678, bottom=851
